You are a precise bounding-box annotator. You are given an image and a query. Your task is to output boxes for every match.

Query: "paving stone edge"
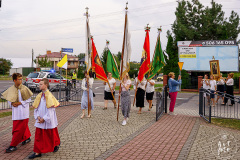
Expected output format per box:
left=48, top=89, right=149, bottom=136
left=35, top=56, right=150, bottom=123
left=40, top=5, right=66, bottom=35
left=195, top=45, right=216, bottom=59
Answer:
left=23, top=107, right=82, bottom=160
left=177, top=117, right=200, bottom=160
left=95, top=119, right=156, bottom=160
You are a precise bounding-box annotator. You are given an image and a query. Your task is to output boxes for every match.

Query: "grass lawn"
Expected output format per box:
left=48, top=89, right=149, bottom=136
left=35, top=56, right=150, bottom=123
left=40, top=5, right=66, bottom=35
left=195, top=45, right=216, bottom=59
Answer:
left=0, top=111, right=12, bottom=118
left=0, top=108, right=34, bottom=118
left=0, top=75, right=27, bottom=81
left=211, top=118, right=240, bottom=131
left=0, top=99, right=7, bottom=102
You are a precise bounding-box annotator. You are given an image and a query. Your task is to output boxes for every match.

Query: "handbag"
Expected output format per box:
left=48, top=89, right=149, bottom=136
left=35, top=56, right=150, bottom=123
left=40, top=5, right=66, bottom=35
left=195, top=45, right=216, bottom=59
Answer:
left=93, top=92, right=96, bottom=97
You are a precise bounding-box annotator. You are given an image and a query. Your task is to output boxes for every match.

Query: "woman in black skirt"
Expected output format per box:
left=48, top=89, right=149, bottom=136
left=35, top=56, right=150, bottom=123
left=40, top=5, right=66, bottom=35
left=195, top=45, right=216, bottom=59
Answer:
left=222, top=73, right=235, bottom=106
left=103, top=72, right=116, bottom=110
left=146, top=78, right=155, bottom=111
left=216, top=73, right=225, bottom=104
left=135, top=77, right=147, bottom=114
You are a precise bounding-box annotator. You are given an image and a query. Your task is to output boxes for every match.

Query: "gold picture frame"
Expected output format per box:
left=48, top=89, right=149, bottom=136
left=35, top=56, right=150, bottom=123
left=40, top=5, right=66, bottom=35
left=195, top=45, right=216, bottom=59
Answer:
left=209, top=60, right=220, bottom=80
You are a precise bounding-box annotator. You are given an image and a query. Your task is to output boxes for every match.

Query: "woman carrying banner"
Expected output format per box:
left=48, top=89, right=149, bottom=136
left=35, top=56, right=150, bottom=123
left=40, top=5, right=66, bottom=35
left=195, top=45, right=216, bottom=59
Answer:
left=168, top=72, right=181, bottom=115
left=135, top=77, right=147, bottom=114
left=222, top=73, right=235, bottom=106
left=209, top=75, right=217, bottom=107
left=103, top=72, right=116, bottom=110
left=146, top=78, right=155, bottom=111
left=201, top=74, right=210, bottom=105
left=120, top=73, right=131, bottom=126
left=216, top=73, right=225, bottom=104
left=81, top=71, right=94, bottom=118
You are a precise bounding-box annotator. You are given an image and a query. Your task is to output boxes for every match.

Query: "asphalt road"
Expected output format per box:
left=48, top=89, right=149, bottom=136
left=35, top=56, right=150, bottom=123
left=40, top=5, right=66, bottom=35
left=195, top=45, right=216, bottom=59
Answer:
left=0, top=80, right=14, bottom=93
left=0, top=79, right=192, bottom=108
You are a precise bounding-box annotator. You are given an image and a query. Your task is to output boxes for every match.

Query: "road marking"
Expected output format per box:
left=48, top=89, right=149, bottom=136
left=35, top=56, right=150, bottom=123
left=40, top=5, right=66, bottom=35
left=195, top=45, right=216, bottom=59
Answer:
left=95, top=86, right=104, bottom=89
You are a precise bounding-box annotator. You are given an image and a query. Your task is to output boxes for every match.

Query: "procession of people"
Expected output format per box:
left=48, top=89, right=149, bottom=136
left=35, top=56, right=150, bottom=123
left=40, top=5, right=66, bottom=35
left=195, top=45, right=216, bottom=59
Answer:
left=201, top=73, right=235, bottom=107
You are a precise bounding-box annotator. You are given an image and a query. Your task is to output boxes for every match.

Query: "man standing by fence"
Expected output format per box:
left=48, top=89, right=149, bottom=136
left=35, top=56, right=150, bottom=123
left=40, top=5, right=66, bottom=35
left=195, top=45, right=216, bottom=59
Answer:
left=2, top=73, right=33, bottom=153
left=71, top=71, right=77, bottom=88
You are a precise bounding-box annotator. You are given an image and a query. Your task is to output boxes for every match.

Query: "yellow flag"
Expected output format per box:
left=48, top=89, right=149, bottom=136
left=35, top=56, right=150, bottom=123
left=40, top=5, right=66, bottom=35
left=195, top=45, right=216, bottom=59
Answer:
left=57, top=55, right=68, bottom=69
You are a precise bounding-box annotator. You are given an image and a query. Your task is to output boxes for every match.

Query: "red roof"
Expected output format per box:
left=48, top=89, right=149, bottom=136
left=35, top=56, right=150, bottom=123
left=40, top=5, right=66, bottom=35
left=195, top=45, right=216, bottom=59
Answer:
left=37, top=52, right=77, bottom=59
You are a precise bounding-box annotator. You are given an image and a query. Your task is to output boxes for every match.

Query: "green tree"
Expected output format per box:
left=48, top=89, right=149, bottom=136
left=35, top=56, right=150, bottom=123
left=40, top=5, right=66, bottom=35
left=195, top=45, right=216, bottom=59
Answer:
left=166, top=0, right=240, bottom=88
left=129, top=62, right=140, bottom=78
left=172, top=0, right=240, bottom=41
left=0, top=58, right=12, bottom=75
left=100, top=47, right=108, bottom=73
left=34, top=56, right=52, bottom=68
left=78, top=53, right=85, bottom=61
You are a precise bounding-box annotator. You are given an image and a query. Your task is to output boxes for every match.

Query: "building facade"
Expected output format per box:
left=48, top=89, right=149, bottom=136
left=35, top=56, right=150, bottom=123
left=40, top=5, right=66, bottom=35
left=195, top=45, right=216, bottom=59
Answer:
left=36, top=51, right=79, bottom=73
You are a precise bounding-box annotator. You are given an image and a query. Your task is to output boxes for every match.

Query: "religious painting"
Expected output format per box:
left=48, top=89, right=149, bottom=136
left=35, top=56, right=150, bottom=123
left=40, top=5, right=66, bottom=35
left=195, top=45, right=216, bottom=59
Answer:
left=209, top=60, right=220, bottom=80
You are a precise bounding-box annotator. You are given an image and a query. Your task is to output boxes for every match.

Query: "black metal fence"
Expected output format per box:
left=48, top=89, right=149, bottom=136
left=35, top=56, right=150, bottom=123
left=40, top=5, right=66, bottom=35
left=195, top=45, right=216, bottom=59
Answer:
left=156, top=85, right=168, bottom=121
left=199, top=87, right=240, bottom=123
left=0, top=80, right=82, bottom=110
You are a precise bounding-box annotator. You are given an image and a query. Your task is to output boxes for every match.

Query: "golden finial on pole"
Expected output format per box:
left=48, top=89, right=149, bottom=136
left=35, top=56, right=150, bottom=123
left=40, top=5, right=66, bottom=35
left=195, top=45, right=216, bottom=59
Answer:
left=145, top=23, right=151, bottom=30
left=157, top=26, right=162, bottom=32
left=125, top=2, right=128, bottom=10
left=85, top=7, right=89, bottom=17
left=106, top=40, right=110, bottom=46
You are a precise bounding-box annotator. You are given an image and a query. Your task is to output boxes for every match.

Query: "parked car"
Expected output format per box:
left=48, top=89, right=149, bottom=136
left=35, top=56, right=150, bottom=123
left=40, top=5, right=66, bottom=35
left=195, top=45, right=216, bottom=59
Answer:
left=25, top=71, right=67, bottom=91
left=157, top=75, right=163, bottom=81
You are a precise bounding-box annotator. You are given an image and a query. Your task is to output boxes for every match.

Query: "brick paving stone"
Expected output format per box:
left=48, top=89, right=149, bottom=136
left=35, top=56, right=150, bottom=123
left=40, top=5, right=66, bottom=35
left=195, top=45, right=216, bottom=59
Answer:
left=0, top=105, right=82, bottom=160
left=106, top=115, right=197, bottom=160
left=186, top=119, right=240, bottom=160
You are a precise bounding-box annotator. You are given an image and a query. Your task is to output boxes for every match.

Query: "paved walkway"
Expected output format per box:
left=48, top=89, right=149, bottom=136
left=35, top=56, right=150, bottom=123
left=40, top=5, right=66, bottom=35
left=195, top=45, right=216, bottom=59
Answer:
left=0, top=92, right=239, bottom=160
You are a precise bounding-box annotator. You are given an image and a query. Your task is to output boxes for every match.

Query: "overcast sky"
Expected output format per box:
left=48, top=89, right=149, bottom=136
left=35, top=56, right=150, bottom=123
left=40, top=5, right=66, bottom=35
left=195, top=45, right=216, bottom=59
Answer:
left=0, top=0, right=239, bottom=67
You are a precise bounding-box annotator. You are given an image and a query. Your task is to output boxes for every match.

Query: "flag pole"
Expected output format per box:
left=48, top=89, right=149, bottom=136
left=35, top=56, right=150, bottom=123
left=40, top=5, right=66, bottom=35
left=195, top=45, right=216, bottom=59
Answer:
left=107, top=81, right=116, bottom=105
left=117, top=3, right=128, bottom=121
left=66, top=69, right=67, bottom=85
left=85, top=7, right=91, bottom=116
left=145, top=26, right=162, bottom=89
left=133, top=24, right=151, bottom=106
left=105, top=41, right=116, bottom=105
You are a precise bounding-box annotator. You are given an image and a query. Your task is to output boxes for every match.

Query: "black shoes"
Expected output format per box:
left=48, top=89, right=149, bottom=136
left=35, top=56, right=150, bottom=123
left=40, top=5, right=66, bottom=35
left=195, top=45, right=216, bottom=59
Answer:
left=53, top=146, right=60, bottom=152
left=6, top=146, right=17, bottom=153
left=22, top=138, right=31, bottom=145
left=28, top=153, right=42, bottom=159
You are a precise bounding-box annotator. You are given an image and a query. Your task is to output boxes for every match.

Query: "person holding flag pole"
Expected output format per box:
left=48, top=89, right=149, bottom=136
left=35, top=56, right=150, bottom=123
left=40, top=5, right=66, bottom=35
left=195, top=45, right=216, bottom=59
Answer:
left=146, top=26, right=166, bottom=111
left=103, top=40, right=118, bottom=110
left=84, top=7, right=92, bottom=117
left=117, top=2, right=132, bottom=124
left=133, top=24, right=150, bottom=114
left=90, top=38, right=116, bottom=110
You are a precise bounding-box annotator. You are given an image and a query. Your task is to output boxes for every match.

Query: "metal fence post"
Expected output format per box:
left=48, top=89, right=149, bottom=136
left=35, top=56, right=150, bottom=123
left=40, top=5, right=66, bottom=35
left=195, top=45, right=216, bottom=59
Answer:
left=199, top=87, right=204, bottom=115
left=209, top=105, right=211, bottom=123
left=165, top=85, right=168, bottom=113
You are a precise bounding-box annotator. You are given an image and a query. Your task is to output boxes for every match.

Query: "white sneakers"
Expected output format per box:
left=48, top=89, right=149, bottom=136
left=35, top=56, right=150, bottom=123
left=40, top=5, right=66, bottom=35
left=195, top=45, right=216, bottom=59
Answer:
left=168, top=112, right=177, bottom=115
left=122, top=120, right=127, bottom=126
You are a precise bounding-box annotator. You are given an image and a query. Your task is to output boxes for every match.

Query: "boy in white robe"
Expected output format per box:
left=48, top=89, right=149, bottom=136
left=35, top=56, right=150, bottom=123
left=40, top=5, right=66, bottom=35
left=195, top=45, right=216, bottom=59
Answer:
left=2, top=73, right=32, bottom=153
left=29, top=78, right=60, bottom=159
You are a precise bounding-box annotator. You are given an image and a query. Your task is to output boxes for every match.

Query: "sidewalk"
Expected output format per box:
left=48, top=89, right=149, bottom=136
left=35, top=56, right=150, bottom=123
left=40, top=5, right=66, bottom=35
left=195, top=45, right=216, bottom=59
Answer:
left=0, top=93, right=239, bottom=160
left=0, top=105, right=82, bottom=160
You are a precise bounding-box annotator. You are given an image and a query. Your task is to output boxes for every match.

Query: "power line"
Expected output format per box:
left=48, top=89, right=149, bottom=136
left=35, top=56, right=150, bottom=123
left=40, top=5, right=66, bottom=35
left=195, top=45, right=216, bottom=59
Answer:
left=1, top=24, right=171, bottom=42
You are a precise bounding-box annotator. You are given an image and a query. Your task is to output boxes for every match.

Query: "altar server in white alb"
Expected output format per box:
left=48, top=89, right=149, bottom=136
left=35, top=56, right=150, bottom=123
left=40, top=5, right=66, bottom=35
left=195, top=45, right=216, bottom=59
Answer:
left=2, top=73, right=33, bottom=153
left=29, top=78, right=60, bottom=159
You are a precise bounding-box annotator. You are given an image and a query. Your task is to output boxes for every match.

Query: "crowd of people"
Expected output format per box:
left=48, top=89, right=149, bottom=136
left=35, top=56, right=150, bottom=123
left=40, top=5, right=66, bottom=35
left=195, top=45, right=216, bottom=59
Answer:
left=201, top=73, right=235, bottom=107
left=4, top=70, right=235, bottom=158
left=2, top=73, right=61, bottom=159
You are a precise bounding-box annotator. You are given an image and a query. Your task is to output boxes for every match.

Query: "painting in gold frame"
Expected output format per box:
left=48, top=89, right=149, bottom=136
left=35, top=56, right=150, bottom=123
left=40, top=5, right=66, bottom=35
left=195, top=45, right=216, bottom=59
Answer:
left=209, top=60, right=220, bottom=80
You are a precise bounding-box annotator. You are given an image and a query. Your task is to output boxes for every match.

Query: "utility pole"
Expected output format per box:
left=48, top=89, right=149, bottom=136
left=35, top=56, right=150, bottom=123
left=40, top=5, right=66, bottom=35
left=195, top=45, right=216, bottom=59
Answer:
left=0, top=0, right=2, bottom=8
left=32, top=49, right=34, bottom=68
